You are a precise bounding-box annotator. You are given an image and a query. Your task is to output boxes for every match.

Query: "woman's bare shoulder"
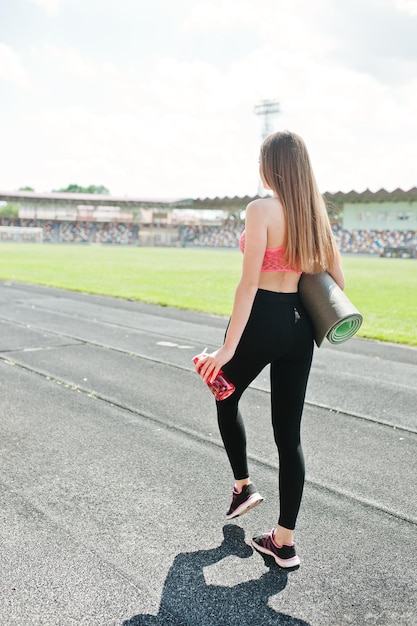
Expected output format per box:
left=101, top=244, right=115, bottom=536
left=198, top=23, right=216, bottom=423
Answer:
left=246, top=196, right=283, bottom=221
left=246, top=196, right=278, bottom=213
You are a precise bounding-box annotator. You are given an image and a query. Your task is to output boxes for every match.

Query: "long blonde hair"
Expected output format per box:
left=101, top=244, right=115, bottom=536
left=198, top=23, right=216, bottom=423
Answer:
left=260, top=130, right=338, bottom=273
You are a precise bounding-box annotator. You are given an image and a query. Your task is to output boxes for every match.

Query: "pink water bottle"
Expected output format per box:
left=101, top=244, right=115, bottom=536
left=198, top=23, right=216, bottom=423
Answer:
left=193, top=349, right=235, bottom=401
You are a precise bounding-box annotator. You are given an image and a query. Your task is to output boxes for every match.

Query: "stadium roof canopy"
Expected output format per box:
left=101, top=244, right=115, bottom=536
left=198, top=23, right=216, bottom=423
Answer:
left=1, top=187, right=416, bottom=214
left=323, top=187, right=417, bottom=207
left=0, top=190, right=190, bottom=209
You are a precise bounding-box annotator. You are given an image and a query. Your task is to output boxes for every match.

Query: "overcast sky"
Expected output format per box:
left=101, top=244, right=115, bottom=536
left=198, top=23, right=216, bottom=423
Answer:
left=1, top=0, right=416, bottom=200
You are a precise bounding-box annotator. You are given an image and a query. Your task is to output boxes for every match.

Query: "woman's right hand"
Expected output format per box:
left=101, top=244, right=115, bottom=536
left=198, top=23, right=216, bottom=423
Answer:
left=194, top=345, right=235, bottom=384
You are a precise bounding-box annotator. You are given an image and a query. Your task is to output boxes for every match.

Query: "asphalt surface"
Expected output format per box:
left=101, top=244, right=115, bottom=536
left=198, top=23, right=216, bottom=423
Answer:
left=0, top=280, right=416, bottom=626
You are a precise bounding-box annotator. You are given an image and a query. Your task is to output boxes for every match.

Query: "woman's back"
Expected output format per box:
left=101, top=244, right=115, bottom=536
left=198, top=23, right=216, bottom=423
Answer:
left=260, top=196, right=286, bottom=249
left=245, top=195, right=301, bottom=294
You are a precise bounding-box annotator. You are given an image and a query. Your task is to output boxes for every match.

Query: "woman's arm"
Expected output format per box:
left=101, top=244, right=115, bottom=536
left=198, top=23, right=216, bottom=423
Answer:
left=328, top=247, right=345, bottom=290
left=196, top=201, right=267, bottom=383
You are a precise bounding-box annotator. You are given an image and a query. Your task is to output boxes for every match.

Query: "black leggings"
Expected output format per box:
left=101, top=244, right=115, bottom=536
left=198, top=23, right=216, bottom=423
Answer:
left=216, top=289, right=314, bottom=530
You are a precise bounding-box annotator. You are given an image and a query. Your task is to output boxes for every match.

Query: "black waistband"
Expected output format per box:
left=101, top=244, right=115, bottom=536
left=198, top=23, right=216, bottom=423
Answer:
left=255, top=288, right=301, bottom=304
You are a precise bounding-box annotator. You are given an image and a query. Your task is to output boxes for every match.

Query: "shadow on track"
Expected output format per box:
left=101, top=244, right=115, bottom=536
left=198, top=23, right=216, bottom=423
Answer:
left=123, top=524, right=310, bottom=626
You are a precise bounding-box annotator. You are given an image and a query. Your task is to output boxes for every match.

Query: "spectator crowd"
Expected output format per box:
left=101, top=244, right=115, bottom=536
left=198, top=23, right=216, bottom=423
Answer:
left=334, top=229, right=416, bottom=254
left=0, top=218, right=415, bottom=256
left=0, top=219, right=136, bottom=245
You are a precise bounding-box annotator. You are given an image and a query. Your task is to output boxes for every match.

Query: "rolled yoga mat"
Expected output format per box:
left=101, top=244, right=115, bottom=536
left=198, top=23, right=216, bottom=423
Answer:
left=298, top=272, right=363, bottom=347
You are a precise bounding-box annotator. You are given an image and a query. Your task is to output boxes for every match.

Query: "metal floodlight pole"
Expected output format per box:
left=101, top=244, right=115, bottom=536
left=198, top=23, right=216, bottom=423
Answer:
left=254, top=99, right=280, bottom=141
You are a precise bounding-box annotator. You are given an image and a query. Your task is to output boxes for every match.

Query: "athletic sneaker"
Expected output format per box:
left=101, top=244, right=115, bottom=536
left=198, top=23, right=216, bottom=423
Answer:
left=251, top=529, right=300, bottom=568
left=226, top=483, right=264, bottom=519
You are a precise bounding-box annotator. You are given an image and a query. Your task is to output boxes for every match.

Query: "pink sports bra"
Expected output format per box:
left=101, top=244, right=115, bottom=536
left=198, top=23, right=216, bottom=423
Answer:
left=239, top=230, right=302, bottom=274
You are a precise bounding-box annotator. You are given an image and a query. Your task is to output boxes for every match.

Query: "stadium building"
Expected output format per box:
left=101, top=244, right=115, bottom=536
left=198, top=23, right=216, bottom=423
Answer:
left=0, top=188, right=416, bottom=256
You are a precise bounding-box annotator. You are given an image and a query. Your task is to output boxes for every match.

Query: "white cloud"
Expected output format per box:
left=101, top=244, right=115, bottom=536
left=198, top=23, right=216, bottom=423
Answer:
left=5, top=43, right=413, bottom=196
left=39, top=44, right=118, bottom=80
left=391, top=0, right=417, bottom=15
left=0, top=1, right=416, bottom=198
left=181, top=0, right=336, bottom=57
left=28, top=0, right=59, bottom=17
left=181, top=1, right=255, bottom=31
left=0, top=43, right=30, bottom=86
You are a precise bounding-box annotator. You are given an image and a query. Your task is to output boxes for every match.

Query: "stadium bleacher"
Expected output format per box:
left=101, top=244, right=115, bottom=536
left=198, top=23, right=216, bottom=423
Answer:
left=0, top=217, right=416, bottom=256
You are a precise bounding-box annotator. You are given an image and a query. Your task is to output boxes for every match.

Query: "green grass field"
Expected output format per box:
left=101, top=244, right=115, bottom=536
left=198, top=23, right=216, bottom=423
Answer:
left=0, top=243, right=416, bottom=345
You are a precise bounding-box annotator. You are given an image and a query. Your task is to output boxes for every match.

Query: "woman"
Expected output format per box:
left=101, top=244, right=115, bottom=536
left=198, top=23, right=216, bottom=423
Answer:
left=195, top=131, right=345, bottom=568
